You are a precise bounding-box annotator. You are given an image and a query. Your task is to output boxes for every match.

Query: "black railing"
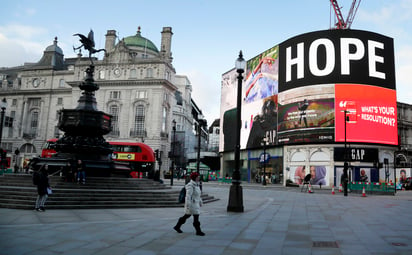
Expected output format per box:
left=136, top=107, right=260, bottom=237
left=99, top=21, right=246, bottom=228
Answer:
left=22, top=132, right=36, bottom=140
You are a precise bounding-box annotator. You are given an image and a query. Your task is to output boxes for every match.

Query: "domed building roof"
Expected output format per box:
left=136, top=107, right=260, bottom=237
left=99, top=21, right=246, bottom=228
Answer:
left=45, top=37, right=63, bottom=55
left=123, top=27, right=159, bottom=53
left=27, top=37, right=65, bottom=70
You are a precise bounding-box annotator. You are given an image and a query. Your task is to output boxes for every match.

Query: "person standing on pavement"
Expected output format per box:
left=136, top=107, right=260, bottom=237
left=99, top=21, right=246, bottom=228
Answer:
left=173, top=172, right=205, bottom=236
left=76, top=159, right=86, bottom=184
left=34, top=164, right=50, bottom=212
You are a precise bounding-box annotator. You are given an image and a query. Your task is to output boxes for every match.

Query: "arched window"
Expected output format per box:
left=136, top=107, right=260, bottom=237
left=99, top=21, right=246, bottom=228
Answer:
left=110, top=105, right=119, bottom=136
left=21, top=143, right=36, bottom=154
left=134, top=105, right=145, bottom=137
left=130, top=69, right=137, bottom=78
left=30, top=111, right=39, bottom=136
left=99, top=70, right=105, bottom=79
left=162, top=107, right=167, bottom=133
left=146, top=68, right=153, bottom=78
left=59, top=79, right=65, bottom=88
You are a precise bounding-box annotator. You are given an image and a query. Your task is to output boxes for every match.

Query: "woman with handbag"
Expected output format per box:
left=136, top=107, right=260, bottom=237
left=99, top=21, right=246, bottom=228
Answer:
left=173, top=172, right=205, bottom=236
left=34, top=164, right=51, bottom=212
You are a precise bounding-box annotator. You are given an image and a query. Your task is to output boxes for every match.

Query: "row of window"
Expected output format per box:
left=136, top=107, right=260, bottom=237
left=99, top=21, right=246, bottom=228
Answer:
left=109, top=105, right=145, bottom=137
left=109, top=91, right=148, bottom=100
left=4, top=94, right=171, bottom=141
left=109, top=104, right=170, bottom=137
left=98, top=68, right=171, bottom=81
left=109, top=90, right=169, bottom=101
left=10, top=98, right=63, bottom=107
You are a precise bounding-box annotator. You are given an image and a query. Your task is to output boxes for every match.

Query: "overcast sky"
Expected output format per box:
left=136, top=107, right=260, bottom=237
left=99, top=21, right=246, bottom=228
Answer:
left=1, top=0, right=411, bottom=125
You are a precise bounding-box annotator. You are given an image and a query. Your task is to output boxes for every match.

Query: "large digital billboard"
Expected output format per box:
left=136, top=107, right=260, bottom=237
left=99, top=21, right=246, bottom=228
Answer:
left=241, top=45, right=279, bottom=149
left=219, top=29, right=397, bottom=152
left=220, top=69, right=238, bottom=152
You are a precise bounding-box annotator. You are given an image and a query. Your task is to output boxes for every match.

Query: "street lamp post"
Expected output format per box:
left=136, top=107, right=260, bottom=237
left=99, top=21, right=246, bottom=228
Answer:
left=227, top=51, right=246, bottom=213
left=343, top=110, right=348, bottom=196
left=261, top=138, right=268, bottom=186
left=171, top=120, right=176, bottom=186
left=0, top=98, right=7, bottom=147
left=0, top=98, right=7, bottom=173
left=196, top=115, right=204, bottom=174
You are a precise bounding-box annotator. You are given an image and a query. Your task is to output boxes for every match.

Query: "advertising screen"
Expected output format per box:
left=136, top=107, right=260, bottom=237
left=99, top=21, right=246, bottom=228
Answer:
left=240, top=45, right=279, bottom=149
left=278, top=29, right=397, bottom=145
left=277, top=84, right=335, bottom=144
left=220, top=69, right=238, bottom=152
left=220, top=29, right=397, bottom=152
left=335, top=84, right=397, bottom=145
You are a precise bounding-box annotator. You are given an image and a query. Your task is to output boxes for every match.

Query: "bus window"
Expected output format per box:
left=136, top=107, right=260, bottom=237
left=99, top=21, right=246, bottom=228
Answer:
left=42, top=141, right=52, bottom=150
left=123, top=146, right=141, bottom=153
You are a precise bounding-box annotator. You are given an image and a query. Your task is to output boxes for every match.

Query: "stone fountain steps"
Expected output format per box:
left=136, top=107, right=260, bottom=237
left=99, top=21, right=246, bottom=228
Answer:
left=0, top=174, right=218, bottom=210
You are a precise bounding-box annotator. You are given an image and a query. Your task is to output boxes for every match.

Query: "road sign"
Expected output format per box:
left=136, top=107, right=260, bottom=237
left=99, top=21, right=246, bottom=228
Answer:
left=259, top=152, right=270, bottom=163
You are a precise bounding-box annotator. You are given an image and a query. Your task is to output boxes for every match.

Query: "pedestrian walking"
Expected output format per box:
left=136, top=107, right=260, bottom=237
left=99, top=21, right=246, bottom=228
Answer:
left=33, top=164, right=51, bottom=212
left=173, top=172, right=205, bottom=236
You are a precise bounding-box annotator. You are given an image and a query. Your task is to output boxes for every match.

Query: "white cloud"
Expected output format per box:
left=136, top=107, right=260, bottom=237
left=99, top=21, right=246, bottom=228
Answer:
left=0, top=24, right=49, bottom=66
left=0, top=24, right=47, bottom=39
left=358, top=0, right=412, bottom=29
left=357, top=1, right=412, bottom=105
left=358, top=6, right=393, bottom=26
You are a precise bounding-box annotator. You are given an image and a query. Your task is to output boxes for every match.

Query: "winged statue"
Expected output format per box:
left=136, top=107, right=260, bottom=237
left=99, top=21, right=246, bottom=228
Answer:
left=73, top=30, right=106, bottom=64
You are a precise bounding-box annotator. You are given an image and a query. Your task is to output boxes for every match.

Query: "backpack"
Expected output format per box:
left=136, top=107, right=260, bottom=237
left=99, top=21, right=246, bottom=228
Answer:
left=178, top=187, right=186, bottom=203
left=32, top=171, right=40, bottom=185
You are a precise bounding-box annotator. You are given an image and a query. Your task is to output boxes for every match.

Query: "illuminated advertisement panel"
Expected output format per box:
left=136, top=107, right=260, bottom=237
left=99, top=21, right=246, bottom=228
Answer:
left=220, top=45, right=279, bottom=151
left=278, top=29, right=397, bottom=145
left=220, top=69, right=238, bottom=152
left=277, top=84, right=335, bottom=144
left=240, top=45, right=279, bottom=149
left=220, top=29, right=397, bottom=152
left=335, top=84, right=397, bottom=145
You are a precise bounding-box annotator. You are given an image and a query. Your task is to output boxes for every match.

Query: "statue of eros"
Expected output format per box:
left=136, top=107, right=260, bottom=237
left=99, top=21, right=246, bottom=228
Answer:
left=73, top=29, right=105, bottom=65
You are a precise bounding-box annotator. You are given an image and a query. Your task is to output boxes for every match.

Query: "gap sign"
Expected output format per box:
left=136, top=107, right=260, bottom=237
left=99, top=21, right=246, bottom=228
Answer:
left=278, top=29, right=395, bottom=91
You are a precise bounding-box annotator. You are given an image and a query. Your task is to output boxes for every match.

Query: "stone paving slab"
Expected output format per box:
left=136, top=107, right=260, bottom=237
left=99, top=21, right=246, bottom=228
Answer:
left=1, top=182, right=412, bottom=254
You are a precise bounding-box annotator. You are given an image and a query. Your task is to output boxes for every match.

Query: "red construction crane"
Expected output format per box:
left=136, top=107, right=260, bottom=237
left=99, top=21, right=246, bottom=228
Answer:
left=330, top=0, right=362, bottom=29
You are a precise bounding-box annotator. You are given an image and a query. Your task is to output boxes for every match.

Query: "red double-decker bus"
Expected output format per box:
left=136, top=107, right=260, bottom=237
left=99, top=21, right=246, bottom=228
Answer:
left=41, top=139, right=155, bottom=178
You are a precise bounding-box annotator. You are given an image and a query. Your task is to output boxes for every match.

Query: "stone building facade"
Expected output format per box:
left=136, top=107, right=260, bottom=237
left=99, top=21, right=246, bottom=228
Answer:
left=0, top=27, right=206, bottom=175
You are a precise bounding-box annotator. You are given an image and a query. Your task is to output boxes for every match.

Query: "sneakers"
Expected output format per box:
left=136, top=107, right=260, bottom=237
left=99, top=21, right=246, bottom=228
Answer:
left=36, top=207, right=45, bottom=212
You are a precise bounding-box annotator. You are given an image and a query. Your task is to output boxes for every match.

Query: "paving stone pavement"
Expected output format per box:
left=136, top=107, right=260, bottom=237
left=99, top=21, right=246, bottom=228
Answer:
left=1, top=181, right=412, bottom=255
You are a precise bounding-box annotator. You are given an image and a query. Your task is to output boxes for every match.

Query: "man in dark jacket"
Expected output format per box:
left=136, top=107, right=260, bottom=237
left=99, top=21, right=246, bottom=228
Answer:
left=34, top=164, right=50, bottom=212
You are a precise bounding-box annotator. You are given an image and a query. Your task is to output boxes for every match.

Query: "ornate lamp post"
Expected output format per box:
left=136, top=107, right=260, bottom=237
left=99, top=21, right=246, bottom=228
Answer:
left=227, top=51, right=246, bottom=213
left=0, top=98, right=7, bottom=147
left=0, top=98, right=7, bottom=173
left=171, top=119, right=176, bottom=186
left=196, top=115, right=205, bottom=174
left=343, top=110, right=349, bottom=196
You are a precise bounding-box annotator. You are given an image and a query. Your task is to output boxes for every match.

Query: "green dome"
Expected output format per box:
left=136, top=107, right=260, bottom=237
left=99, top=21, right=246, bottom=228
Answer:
left=123, top=28, right=159, bottom=52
